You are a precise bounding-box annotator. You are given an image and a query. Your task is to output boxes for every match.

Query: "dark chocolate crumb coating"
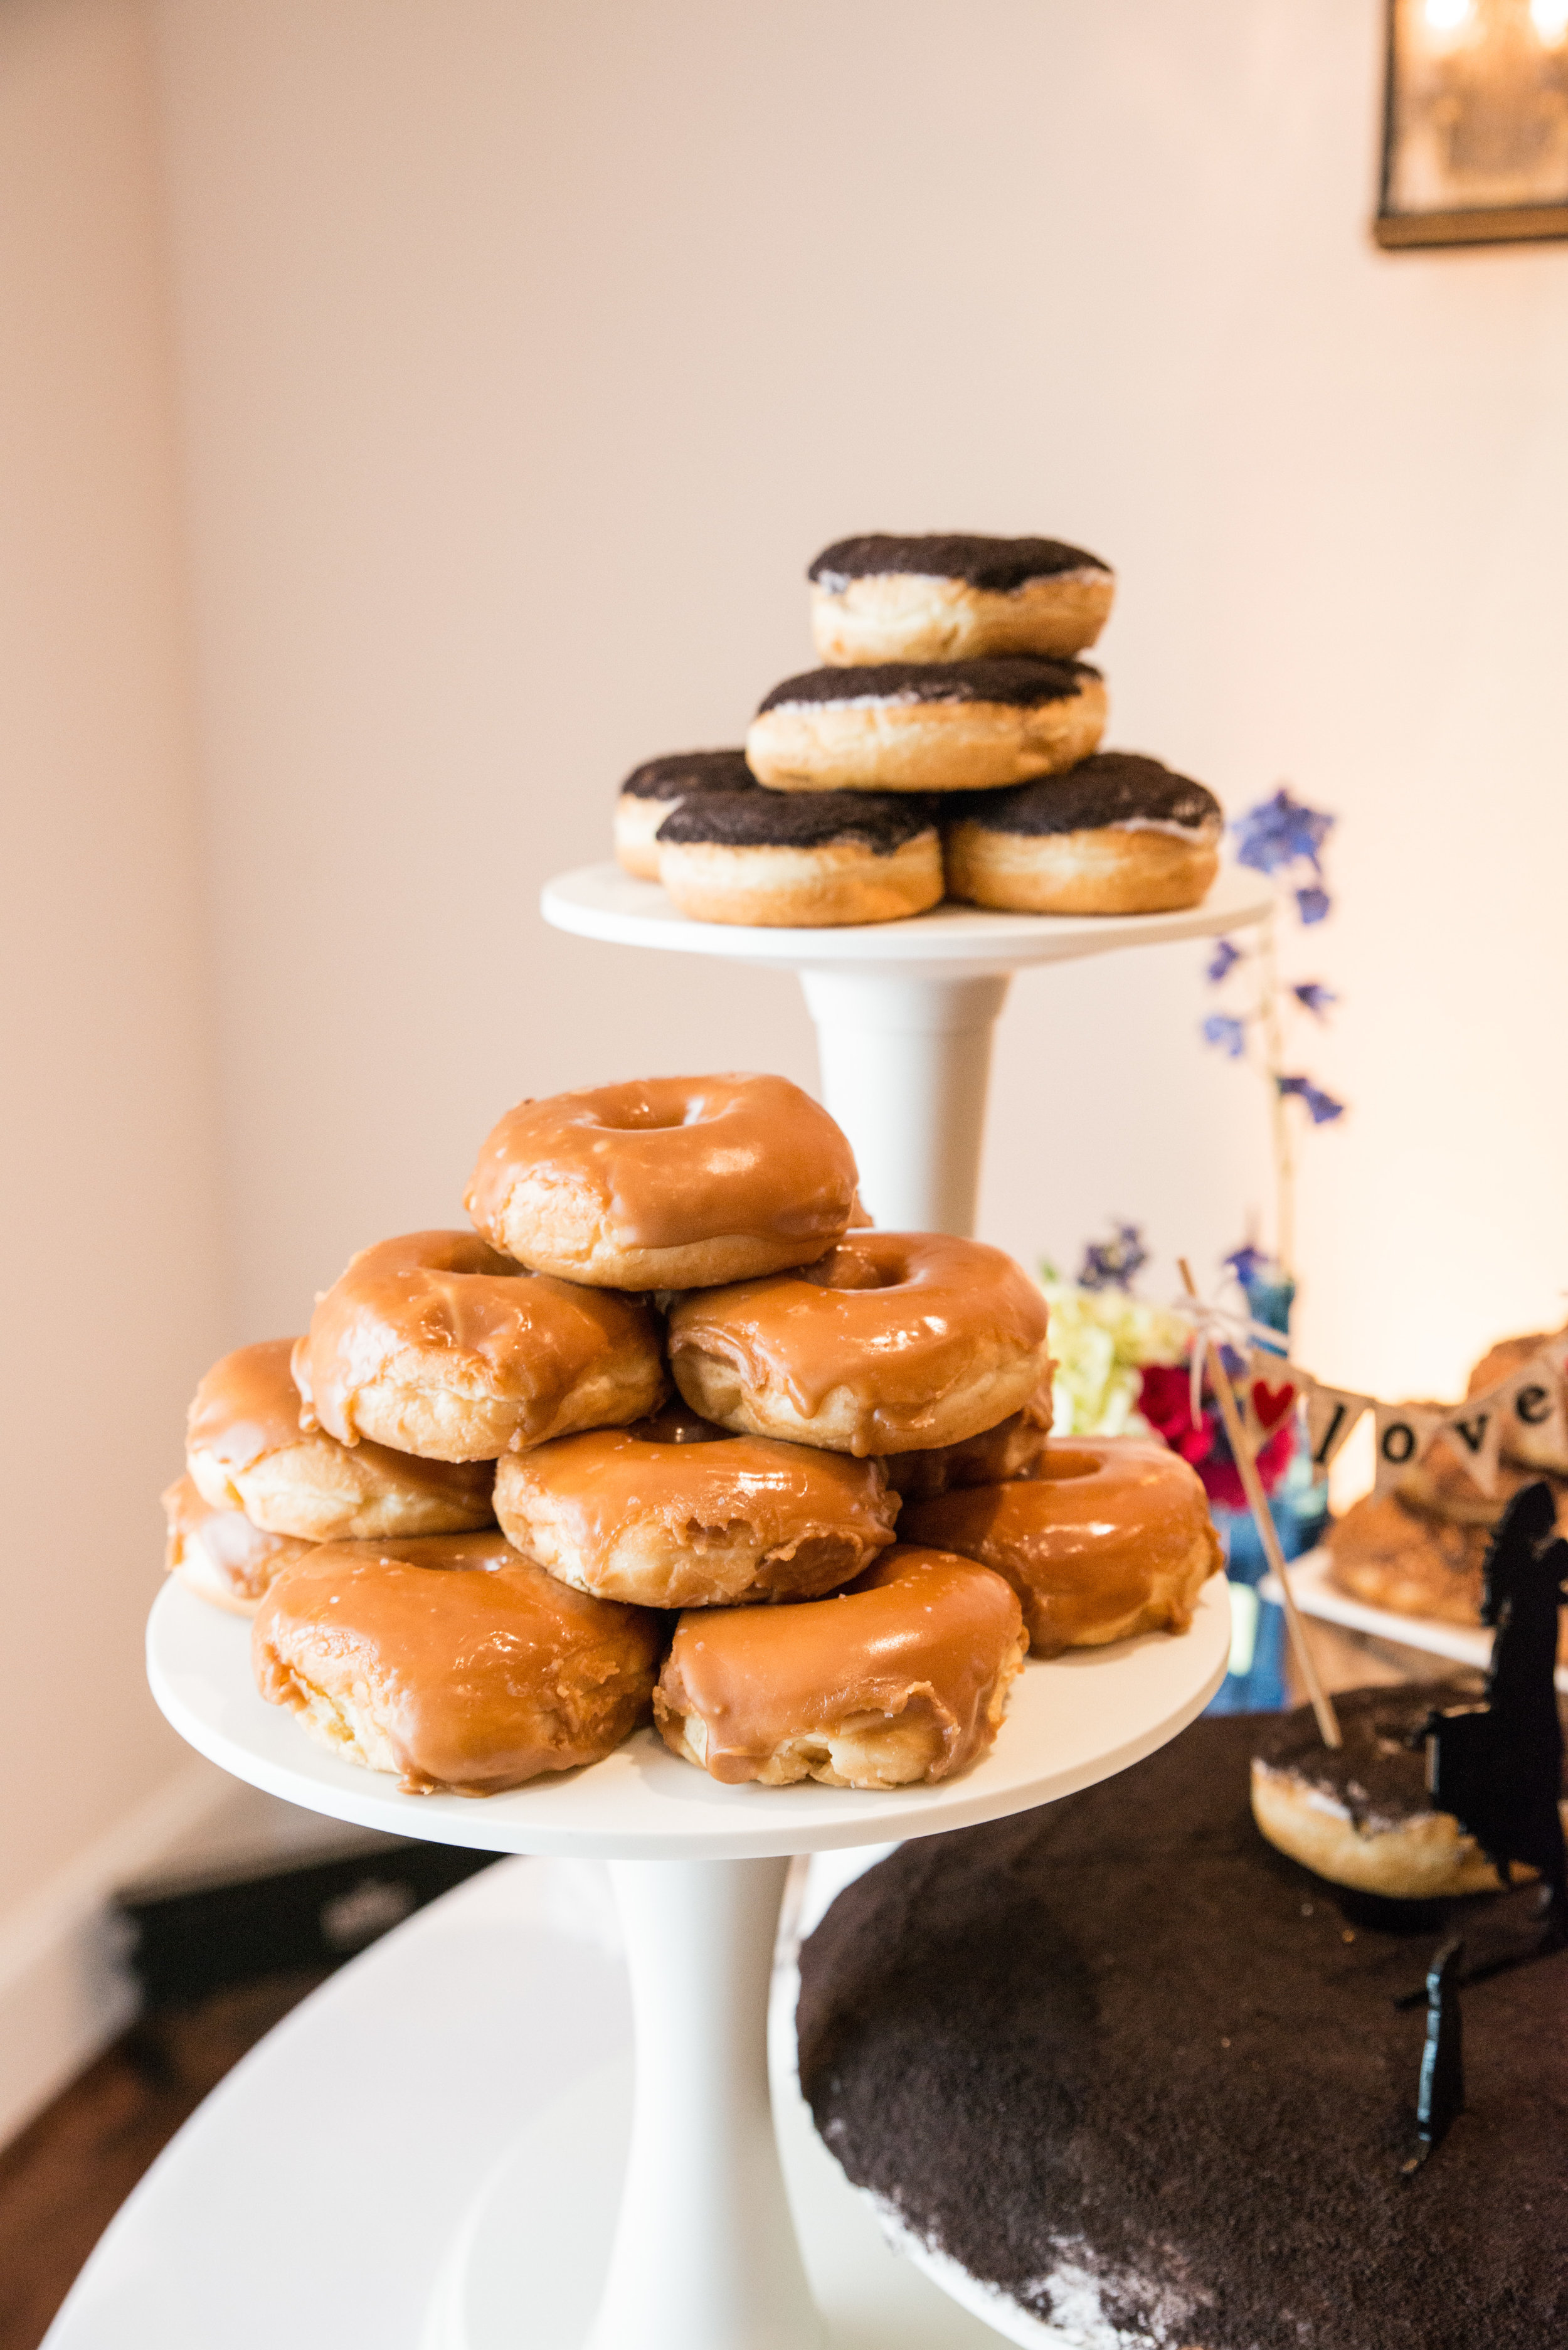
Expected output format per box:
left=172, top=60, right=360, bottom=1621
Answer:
left=1255, top=1677, right=1567, bottom=1836
left=798, top=1709, right=1568, bottom=2350
left=957, top=750, right=1222, bottom=839
left=809, top=533, right=1111, bottom=594
left=756, top=656, right=1098, bottom=716
left=619, top=748, right=756, bottom=802
left=657, top=789, right=938, bottom=859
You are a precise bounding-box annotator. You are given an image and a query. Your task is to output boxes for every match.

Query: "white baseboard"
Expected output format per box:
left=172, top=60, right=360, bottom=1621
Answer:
left=0, top=1759, right=235, bottom=2148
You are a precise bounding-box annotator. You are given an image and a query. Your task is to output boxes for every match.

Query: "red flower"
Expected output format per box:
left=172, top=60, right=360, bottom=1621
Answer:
left=1136, top=1363, right=1295, bottom=1509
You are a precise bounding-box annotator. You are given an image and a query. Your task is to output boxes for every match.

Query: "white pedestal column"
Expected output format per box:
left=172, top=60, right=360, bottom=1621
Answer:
left=585, top=1856, right=824, bottom=2350
left=799, top=970, right=1011, bottom=1238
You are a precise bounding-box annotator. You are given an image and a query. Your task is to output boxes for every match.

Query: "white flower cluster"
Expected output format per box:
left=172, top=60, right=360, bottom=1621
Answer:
left=1040, top=1279, right=1189, bottom=1437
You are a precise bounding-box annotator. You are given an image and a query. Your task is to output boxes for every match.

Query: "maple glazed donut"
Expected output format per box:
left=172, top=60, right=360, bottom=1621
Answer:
left=293, top=1231, right=664, bottom=1462
left=655, top=789, right=943, bottom=927
left=467, top=1073, right=858, bottom=1290
left=884, top=1374, right=1054, bottom=1500
left=808, top=533, right=1115, bottom=666
left=900, top=1436, right=1222, bottom=1656
left=745, top=657, right=1106, bottom=793
left=666, top=1230, right=1052, bottom=1457
left=613, top=747, right=756, bottom=881
left=253, top=1533, right=663, bottom=1795
left=494, top=1412, right=899, bottom=1608
left=162, top=1473, right=314, bottom=1615
left=186, top=1337, right=496, bottom=1539
left=653, top=1547, right=1025, bottom=1787
left=943, top=752, right=1224, bottom=917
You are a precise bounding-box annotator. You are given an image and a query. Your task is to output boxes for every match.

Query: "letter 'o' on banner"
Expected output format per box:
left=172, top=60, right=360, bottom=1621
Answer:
left=1372, top=1403, right=1445, bottom=1497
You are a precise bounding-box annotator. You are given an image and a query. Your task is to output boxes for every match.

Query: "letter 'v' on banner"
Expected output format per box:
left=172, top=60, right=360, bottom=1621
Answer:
left=1431, top=1395, right=1504, bottom=1497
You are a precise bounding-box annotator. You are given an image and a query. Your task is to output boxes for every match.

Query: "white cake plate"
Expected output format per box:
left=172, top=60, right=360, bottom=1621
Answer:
left=543, top=864, right=1272, bottom=1235
left=141, top=1577, right=1229, bottom=2350
left=1265, top=1545, right=1568, bottom=1694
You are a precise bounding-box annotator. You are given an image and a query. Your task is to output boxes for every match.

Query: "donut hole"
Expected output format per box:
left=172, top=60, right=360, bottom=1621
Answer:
left=803, top=1249, right=906, bottom=1294
left=1031, top=1448, right=1102, bottom=1484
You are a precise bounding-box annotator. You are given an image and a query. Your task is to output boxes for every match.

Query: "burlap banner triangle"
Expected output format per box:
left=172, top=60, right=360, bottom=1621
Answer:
left=1301, top=1379, right=1372, bottom=1474
left=1241, top=1348, right=1304, bottom=1450
left=1372, top=1400, right=1447, bottom=1498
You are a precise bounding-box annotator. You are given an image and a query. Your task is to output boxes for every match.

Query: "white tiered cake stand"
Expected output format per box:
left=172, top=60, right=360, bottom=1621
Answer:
left=73, top=869, right=1266, bottom=2350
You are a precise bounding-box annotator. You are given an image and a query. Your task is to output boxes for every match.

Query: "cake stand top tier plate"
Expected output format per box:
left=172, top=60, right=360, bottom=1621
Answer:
left=147, top=1576, right=1229, bottom=1863
left=543, top=863, right=1273, bottom=977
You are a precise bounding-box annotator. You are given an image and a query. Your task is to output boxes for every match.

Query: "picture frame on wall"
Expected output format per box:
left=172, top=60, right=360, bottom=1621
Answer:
left=1377, top=0, right=1568, bottom=248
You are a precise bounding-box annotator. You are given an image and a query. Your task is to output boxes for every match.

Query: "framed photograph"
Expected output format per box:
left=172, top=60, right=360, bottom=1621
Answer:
left=1377, top=0, right=1568, bottom=248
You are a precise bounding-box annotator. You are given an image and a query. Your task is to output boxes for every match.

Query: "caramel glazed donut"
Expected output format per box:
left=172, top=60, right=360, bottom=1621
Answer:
left=292, top=1231, right=665, bottom=1462
left=943, top=752, right=1224, bottom=917
left=901, top=1435, right=1222, bottom=1656
left=1251, top=1675, right=1568, bottom=1901
left=654, top=1546, right=1026, bottom=1787
left=613, top=747, right=756, bottom=882
left=162, top=1473, right=313, bottom=1615
left=666, top=1230, right=1052, bottom=1457
left=495, top=1403, right=900, bottom=1607
left=186, top=1336, right=495, bottom=1538
left=467, top=1071, right=858, bottom=1290
left=655, top=789, right=943, bottom=928
left=745, top=656, right=1107, bottom=793
left=808, top=531, right=1115, bottom=665
left=253, top=1533, right=664, bottom=1794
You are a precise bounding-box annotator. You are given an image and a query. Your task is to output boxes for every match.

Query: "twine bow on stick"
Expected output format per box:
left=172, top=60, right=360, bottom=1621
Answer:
left=1176, top=1260, right=1342, bottom=1750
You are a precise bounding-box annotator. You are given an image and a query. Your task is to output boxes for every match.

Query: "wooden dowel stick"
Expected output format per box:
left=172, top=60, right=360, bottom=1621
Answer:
left=1178, top=1258, right=1342, bottom=1750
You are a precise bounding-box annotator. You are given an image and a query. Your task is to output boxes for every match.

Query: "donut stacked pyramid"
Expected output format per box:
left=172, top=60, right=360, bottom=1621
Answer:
left=614, top=533, right=1225, bottom=927
left=165, top=1074, right=1220, bottom=1797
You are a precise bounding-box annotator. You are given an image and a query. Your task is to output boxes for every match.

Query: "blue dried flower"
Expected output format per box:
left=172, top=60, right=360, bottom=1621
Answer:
left=1078, top=1221, right=1148, bottom=1293
left=1202, top=1013, right=1248, bottom=1058
left=1233, top=789, right=1335, bottom=878
left=1295, top=884, right=1331, bottom=926
left=1223, top=1241, right=1271, bottom=1289
left=1291, top=981, right=1337, bottom=1019
left=1206, top=938, right=1242, bottom=985
left=1277, top=1075, right=1345, bottom=1125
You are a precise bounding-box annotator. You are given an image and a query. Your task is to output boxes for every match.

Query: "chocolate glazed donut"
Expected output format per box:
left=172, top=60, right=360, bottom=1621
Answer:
left=943, top=752, right=1223, bottom=917
left=655, top=789, right=943, bottom=928
left=745, top=657, right=1107, bottom=792
left=808, top=532, right=1115, bottom=665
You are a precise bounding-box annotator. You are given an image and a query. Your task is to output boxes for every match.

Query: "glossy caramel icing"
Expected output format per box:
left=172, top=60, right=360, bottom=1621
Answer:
left=654, top=1546, right=1024, bottom=1784
left=162, top=1472, right=312, bottom=1610
left=293, top=1231, right=663, bottom=1457
left=666, top=1231, right=1050, bottom=1454
left=466, top=1073, right=857, bottom=1258
left=885, top=1374, right=1054, bottom=1498
left=494, top=1420, right=898, bottom=1606
left=901, top=1436, right=1221, bottom=1656
left=253, top=1532, right=664, bottom=1794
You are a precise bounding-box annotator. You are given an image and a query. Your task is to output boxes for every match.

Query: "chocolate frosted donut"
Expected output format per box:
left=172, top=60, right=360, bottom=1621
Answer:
left=746, top=657, right=1106, bottom=793
left=808, top=532, right=1114, bottom=665
left=1251, top=1676, right=1568, bottom=1900
left=613, top=747, right=756, bottom=881
left=944, top=752, right=1224, bottom=915
left=655, top=789, right=943, bottom=928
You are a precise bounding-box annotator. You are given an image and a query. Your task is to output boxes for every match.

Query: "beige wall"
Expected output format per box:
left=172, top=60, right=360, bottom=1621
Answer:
left=0, top=0, right=228, bottom=1915
left=149, top=0, right=1568, bottom=1410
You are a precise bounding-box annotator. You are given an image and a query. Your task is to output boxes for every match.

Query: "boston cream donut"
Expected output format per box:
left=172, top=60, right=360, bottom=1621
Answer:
left=162, top=1473, right=313, bottom=1615
left=494, top=1414, right=898, bottom=1608
left=1251, top=1676, right=1568, bottom=1900
left=809, top=533, right=1114, bottom=666
left=943, top=752, right=1223, bottom=917
left=655, top=789, right=942, bottom=928
left=253, top=1533, right=663, bottom=1794
left=653, top=1546, right=1025, bottom=1787
left=467, top=1073, right=857, bottom=1290
left=294, top=1232, right=664, bottom=1462
left=186, top=1337, right=495, bottom=1539
left=746, top=657, right=1106, bottom=793
left=667, top=1231, right=1051, bottom=1457
left=900, top=1435, right=1222, bottom=1656
left=613, top=748, right=756, bottom=882
left=884, top=1374, right=1054, bottom=1500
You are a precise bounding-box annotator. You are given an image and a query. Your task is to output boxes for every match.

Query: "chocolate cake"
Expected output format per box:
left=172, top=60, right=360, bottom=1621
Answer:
left=797, top=1710, right=1568, bottom=2350
left=808, top=534, right=1111, bottom=594
left=755, top=656, right=1099, bottom=715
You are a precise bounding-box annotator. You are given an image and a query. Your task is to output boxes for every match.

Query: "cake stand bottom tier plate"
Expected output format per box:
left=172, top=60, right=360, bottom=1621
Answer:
left=45, top=1853, right=1014, bottom=2350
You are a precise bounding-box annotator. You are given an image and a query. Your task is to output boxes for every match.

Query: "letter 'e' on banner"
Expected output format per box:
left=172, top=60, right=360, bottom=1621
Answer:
left=1372, top=1402, right=1445, bottom=1498
left=1497, top=1349, right=1568, bottom=1472
left=1303, top=1381, right=1370, bottom=1474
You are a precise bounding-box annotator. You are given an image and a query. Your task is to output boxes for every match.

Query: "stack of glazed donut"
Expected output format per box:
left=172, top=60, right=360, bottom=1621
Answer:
left=165, top=1072, right=1222, bottom=1799
left=612, top=532, right=1225, bottom=927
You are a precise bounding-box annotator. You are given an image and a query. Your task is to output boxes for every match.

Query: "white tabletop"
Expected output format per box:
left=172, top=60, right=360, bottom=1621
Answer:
left=147, top=1575, right=1231, bottom=1861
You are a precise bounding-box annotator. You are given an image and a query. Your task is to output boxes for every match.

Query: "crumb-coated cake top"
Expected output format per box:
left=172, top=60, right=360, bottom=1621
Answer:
left=618, top=748, right=756, bottom=801
left=958, top=751, right=1221, bottom=837
left=756, top=656, right=1099, bottom=715
left=808, top=533, right=1111, bottom=593
left=1254, top=1676, right=1568, bottom=1836
left=797, top=1709, right=1567, bottom=2350
left=656, top=789, right=939, bottom=858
